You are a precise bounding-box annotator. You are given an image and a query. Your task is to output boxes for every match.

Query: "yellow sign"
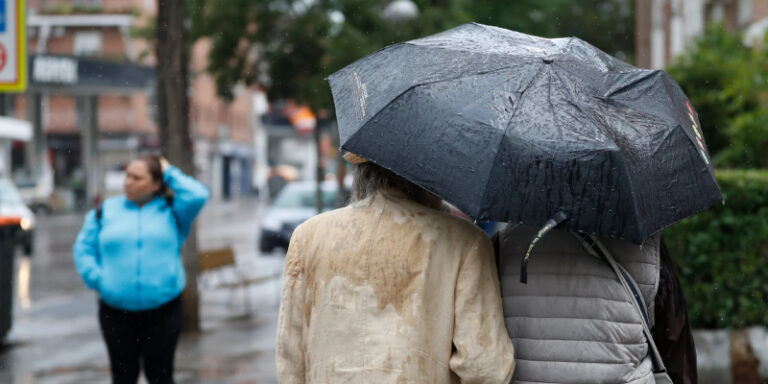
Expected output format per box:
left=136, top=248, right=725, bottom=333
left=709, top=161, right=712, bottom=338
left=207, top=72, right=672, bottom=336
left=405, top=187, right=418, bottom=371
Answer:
left=0, top=0, right=26, bottom=92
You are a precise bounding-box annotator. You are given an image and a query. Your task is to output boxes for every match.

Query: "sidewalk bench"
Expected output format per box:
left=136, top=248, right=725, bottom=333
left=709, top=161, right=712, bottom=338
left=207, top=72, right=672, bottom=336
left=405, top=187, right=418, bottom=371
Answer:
left=198, top=247, right=280, bottom=312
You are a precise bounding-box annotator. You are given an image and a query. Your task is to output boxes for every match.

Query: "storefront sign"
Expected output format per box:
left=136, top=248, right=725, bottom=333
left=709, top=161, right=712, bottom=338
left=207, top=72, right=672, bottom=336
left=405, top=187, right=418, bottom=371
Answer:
left=32, top=56, right=79, bottom=84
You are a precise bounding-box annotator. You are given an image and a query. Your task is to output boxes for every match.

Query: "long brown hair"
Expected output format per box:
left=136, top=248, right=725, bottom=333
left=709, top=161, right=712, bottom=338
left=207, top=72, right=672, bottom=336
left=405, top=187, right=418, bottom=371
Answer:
left=139, top=155, right=171, bottom=197
left=352, top=162, right=440, bottom=209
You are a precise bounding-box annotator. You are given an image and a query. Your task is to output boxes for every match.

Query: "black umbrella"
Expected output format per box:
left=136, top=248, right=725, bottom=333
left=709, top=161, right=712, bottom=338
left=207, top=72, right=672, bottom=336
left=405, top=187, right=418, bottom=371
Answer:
left=328, top=23, right=722, bottom=247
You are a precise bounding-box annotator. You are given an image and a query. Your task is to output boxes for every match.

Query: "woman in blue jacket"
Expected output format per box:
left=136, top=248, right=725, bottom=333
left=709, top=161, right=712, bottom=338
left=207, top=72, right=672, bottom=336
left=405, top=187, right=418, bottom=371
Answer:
left=73, top=155, right=209, bottom=384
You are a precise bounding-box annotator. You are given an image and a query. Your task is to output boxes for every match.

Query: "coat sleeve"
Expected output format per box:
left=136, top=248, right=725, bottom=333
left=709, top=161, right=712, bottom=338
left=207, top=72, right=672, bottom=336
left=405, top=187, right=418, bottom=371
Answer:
left=164, top=165, right=210, bottom=238
left=72, top=210, right=101, bottom=290
left=449, top=235, right=516, bottom=384
left=275, top=228, right=306, bottom=383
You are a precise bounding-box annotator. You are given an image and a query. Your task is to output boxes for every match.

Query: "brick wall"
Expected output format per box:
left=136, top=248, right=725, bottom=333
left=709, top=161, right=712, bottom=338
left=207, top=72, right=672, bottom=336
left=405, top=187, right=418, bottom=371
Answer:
left=190, top=38, right=255, bottom=145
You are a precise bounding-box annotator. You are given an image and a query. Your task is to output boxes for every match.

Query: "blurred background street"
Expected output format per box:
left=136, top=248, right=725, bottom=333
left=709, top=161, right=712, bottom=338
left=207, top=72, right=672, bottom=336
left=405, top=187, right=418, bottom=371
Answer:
left=0, top=197, right=285, bottom=383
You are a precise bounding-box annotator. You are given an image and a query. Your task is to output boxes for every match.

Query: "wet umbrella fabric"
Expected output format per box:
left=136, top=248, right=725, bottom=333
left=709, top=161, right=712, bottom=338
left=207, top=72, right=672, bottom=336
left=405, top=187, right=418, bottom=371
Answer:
left=328, top=22, right=722, bottom=244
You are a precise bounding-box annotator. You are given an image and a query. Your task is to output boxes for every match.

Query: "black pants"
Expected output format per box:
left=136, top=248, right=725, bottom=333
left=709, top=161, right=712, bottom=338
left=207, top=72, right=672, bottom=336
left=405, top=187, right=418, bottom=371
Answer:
left=99, top=295, right=183, bottom=384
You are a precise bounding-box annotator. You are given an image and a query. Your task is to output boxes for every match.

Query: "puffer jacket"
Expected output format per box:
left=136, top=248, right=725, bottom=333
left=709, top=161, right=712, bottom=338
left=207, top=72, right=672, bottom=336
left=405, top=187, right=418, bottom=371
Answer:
left=495, top=225, right=660, bottom=384
left=73, top=166, right=209, bottom=311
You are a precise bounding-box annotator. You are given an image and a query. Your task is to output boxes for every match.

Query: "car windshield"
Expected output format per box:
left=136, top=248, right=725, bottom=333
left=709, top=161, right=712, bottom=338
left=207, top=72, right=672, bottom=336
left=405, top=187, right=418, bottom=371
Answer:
left=273, top=185, right=337, bottom=209
left=0, top=181, right=25, bottom=205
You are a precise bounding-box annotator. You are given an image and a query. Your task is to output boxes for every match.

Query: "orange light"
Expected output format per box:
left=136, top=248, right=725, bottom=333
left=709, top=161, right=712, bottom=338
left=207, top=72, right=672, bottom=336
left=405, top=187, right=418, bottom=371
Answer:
left=290, top=106, right=317, bottom=134
left=0, top=216, right=22, bottom=226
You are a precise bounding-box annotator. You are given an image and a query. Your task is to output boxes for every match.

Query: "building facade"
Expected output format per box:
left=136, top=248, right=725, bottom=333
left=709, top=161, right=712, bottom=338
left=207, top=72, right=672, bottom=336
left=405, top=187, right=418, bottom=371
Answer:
left=9, top=0, right=264, bottom=210
left=636, top=0, right=768, bottom=69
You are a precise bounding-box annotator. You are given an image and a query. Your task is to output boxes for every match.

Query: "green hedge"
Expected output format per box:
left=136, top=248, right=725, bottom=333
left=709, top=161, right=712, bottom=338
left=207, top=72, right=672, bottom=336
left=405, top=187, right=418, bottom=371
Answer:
left=663, top=169, right=768, bottom=329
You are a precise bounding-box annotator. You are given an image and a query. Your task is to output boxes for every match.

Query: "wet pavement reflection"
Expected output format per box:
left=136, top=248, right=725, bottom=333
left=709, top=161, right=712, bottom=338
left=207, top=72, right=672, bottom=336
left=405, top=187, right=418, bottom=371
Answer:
left=0, top=198, right=285, bottom=383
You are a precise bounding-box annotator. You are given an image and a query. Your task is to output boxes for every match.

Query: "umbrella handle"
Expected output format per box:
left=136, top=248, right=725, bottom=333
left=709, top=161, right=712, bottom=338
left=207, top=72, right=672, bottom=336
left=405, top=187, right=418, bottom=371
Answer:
left=520, top=211, right=567, bottom=284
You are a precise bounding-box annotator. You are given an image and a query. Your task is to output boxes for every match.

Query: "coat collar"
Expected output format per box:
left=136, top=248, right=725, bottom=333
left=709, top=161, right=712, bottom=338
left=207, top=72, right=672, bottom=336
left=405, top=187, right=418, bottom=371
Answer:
left=122, top=194, right=165, bottom=209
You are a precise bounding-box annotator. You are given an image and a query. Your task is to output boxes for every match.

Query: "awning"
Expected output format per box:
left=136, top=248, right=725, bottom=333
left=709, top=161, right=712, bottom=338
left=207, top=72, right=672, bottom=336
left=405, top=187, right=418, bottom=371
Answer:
left=0, top=117, right=33, bottom=142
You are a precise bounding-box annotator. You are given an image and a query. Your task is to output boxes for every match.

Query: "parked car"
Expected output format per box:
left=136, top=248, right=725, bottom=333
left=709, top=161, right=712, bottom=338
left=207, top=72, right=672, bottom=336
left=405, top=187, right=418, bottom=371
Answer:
left=0, top=179, right=36, bottom=255
left=15, top=170, right=54, bottom=215
left=259, top=180, right=345, bottom=253
left=16, top=178, right=52, bottom=214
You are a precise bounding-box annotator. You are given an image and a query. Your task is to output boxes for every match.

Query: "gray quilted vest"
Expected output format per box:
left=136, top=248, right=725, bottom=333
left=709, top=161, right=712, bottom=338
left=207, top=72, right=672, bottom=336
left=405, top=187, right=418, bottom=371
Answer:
left=496, top=225, right=660, bottom=384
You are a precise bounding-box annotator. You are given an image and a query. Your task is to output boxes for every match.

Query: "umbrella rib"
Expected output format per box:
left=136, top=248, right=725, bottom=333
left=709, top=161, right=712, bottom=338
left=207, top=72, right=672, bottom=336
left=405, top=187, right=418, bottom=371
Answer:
left=603, top=70, right=663, bottom=98
left=657, top=73, right=715, bottom=179
left=551, top=69, right=644, bottom=238
left=556, top=62, right=679, bottom=132
left=343, top=63, right=535, bottom=156
left=476, top=64, right=549, bottom=218
left=650, top=124, right=682, bottom=157
left=551, top=70, right=615, bottom=148
left=591, top=72, right=691, bottom=140
left=557, top=36, right=576, bottom=56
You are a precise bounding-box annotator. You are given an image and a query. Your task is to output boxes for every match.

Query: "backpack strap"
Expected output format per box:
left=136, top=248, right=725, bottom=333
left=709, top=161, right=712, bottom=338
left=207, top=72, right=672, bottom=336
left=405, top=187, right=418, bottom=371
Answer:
left=164, top=195, right=181, bottom=233
left=94, top=203, right=103, bottom=263
left=574, top=233, right=670, bottom=378
left=96, top=203, right=103, bottom=228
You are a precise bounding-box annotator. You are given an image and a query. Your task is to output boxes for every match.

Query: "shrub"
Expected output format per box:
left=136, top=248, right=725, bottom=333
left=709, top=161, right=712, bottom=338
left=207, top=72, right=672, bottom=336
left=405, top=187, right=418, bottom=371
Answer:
left=663, top=169, right=768, bottom=329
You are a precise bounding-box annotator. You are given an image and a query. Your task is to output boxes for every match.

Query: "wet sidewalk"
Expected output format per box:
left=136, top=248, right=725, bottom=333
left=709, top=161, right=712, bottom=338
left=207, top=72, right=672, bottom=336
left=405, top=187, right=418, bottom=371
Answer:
left=2, top=263, right=284, bottom=384
left=0, top=197, right=286, bottom=383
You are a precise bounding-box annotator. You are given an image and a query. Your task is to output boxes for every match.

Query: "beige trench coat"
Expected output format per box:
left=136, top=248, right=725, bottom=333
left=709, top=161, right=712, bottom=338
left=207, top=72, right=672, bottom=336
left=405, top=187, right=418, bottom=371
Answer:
left=276, top=191, right=515, bottom=383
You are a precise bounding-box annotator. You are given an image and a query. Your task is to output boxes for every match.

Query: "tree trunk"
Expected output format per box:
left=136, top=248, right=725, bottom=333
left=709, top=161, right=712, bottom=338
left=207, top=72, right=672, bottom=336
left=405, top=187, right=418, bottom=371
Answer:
left=156, top=0, right=199, bottom=333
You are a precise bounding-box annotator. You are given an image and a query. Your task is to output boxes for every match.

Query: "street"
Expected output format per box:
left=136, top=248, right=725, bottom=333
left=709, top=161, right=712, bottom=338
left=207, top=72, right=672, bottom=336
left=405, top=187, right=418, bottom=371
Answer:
left=0, top=197, right=285, bottom=384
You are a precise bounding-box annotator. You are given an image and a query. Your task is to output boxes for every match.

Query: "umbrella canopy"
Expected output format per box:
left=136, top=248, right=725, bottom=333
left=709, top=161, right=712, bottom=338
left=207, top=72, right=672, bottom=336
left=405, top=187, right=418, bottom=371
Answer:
left=328, top=23, right=722, bottom=243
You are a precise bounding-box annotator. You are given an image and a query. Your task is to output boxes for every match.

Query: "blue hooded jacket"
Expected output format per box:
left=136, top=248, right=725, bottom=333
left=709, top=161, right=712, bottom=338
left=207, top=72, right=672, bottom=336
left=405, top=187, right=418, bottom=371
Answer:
left=73, top=166, right=209, bottom=311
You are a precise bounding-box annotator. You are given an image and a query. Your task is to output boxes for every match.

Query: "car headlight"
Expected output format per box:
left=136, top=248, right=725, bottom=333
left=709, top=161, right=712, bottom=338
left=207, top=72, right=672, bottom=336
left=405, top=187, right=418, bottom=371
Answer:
left=20, top=217, right=34, bottom=231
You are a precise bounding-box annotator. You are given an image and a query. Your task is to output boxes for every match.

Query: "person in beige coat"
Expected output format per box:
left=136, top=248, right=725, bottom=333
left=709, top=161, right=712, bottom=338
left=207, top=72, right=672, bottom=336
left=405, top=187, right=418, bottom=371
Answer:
left=276, top=153, right=515, bottom=383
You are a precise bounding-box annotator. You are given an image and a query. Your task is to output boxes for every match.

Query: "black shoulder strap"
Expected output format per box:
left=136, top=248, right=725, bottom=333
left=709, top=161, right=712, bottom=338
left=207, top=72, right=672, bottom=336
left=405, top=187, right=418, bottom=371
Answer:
left=96, top=203, right=103, bottom=227
left=94, top=203, right=103, bottom=263
left=574, top=233, right=669, bottom=376
left=165, top=195, right=181, bottom=233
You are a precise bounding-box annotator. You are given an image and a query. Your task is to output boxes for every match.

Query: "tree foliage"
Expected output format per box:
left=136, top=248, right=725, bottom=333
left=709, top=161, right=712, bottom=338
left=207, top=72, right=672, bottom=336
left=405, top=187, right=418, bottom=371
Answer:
left=469, top=0, right=635, bottom=61
left=667, top=26, right=768, bottom=168
left=188, top=0, right=635, bottom=111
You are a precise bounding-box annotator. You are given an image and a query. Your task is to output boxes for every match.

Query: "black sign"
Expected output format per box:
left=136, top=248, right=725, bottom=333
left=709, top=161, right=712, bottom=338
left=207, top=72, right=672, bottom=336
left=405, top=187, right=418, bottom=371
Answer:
left=28, top=55, right=155, bottom=92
